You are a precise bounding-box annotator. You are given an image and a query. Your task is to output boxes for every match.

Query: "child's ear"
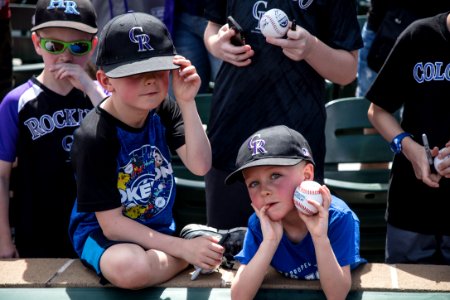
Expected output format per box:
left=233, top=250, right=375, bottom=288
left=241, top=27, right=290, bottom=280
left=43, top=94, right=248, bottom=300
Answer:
left=96, top=70, right=114, bottom=92
left=86, top=36, right=99, bottom=61
left=31, top=32, right=43, bottom=56
left=302, top=162, right=314, bottom=181
left=91, top=36, right=99, bottom=51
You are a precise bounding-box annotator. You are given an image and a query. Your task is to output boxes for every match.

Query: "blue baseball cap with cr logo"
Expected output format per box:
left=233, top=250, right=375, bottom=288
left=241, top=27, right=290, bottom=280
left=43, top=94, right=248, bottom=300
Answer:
left=225, top=125, right=315, bottom=184
left=96, top=12, right=179, bottom=78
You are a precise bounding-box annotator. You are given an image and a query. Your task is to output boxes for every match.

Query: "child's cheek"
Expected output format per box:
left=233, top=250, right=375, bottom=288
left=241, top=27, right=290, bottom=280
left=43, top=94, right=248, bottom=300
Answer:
left=249, top=192, right=263, bottom=209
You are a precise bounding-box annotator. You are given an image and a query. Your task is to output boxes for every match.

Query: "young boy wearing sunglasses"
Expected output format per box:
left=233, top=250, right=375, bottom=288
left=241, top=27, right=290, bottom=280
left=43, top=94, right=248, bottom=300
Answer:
left=0, top=0, right=105, bottom=258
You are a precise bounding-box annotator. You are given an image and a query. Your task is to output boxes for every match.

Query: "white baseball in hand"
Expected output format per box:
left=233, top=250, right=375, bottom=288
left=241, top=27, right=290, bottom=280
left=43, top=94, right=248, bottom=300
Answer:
left=259, top=8, right=289, bottom=38
left=434, top=148, right=450, bottom=170
left=293, top=181, right=323, bottom=215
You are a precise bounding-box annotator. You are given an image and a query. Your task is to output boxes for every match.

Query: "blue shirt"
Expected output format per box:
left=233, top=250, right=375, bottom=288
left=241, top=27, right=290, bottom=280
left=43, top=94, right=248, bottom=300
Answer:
left=69, top=98, right=185, bottom=257
left=235, top=196, right=366, bottom=280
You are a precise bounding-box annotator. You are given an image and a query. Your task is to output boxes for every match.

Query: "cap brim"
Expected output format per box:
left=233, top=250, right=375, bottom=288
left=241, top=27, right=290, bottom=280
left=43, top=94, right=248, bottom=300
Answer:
left=31, top=21, right=98, bottom=34
left=225, top=158, right=304, bottom=185
left=103, top=56, right=180, bottom=78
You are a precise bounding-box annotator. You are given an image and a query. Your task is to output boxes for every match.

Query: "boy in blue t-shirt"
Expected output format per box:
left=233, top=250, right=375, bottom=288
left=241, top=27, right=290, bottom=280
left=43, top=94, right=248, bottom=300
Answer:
left=225, top=125, right=366, bottom=300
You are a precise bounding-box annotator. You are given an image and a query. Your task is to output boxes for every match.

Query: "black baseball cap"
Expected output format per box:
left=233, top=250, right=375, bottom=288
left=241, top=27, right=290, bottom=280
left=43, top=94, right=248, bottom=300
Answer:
left=31, top=0, right=97, bottom=34
left=96, top=12, right=179, bottom=78
left=225, top=125, right=315, bottom=184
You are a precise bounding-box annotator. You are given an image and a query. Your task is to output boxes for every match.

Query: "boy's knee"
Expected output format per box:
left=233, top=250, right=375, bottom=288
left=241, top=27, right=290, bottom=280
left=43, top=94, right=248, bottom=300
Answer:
left=108, top=261, right=153, bottom=289
left=101, top=249, right=153, bottom=289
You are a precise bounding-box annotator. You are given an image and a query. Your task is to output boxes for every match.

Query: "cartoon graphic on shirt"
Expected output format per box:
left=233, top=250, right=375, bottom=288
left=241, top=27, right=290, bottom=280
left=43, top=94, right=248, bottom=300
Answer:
left=118, top=172, right=131, bottom=190
left=154, top=151, right=163, bottom=167
left=130, top=153, right=145, bottom=178
left=118, top=145, right=174, bottom=221
left=124, top=204, right=147, bottom=219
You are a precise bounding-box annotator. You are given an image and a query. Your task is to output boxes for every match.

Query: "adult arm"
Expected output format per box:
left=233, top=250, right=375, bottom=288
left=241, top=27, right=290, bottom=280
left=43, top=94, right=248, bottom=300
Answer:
left=266, top=25, right=358, bottom=85
left=368, top=103, right=441, bottom=187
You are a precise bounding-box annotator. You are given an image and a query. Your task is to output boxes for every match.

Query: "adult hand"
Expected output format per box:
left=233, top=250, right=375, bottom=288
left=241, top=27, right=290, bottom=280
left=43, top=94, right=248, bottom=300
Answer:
left=205, top=23, right=254, bottom=67
left=403, top=141, right=441, bottom=187
left=434, top=141, right=450, bottom=178
left=266, top=22, right=318, bottom=61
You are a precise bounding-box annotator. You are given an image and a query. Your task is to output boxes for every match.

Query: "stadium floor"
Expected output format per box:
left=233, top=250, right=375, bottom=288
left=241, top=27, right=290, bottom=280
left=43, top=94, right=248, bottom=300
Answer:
left=1, top=259, right=449, bottom=299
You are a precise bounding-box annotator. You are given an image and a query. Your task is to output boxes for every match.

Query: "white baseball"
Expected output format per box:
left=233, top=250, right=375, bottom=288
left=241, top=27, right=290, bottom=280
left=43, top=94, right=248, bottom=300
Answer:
left=434, top=148, right=450, bottom=170
left=259, top=8, right=289, bottom=38
left=293, top=181, right=323, bottom=215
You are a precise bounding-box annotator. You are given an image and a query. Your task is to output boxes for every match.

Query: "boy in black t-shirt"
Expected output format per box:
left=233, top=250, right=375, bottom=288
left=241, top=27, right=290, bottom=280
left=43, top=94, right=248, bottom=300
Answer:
left=367, top=11, right=450, bottom=264
left=69, top=12, right=225, bottom=289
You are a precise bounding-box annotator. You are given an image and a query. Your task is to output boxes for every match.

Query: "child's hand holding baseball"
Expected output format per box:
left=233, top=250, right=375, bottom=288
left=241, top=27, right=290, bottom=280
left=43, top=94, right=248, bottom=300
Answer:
left=298, top=185, right=331, bottom=239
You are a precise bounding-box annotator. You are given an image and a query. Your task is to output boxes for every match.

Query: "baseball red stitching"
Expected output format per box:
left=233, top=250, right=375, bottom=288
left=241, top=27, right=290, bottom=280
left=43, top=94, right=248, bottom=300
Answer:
left=294, top=199, right=316, bottom=215
left=299, top=187, right=320, bottom=195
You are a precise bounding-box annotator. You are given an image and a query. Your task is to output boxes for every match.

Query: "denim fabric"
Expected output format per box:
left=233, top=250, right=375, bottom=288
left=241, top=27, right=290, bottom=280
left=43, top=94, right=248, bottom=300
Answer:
left=356, top=23, right=378, bottom=97
left=172, top=13, right=221, bottom=93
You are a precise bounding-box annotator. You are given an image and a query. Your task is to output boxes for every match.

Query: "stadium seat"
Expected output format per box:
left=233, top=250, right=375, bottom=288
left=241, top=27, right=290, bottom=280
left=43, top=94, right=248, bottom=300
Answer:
left=324, top=97, right=394, bottom=203
left=10, top=3, right=44, bottom=87
left=324, top=96, right=399, bottom=262
left=194, top=93, right=212, bottom=126
left=172, top=165, right=207, bottom=234
left=172, top=93, right=212, bottom=233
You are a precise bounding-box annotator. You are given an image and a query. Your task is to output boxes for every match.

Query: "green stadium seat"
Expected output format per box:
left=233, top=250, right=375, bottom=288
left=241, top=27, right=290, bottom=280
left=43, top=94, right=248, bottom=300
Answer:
left=172, top=164, right=207, bottom=234
left=10, top=3, right=44, bottom=87
left=171, top=93, right=212, bottom=233
left=194, top=93, right=212, bottom=126
left=324, top=97, right=394, bottom=202
left=324, top=97, right=396, bottom=262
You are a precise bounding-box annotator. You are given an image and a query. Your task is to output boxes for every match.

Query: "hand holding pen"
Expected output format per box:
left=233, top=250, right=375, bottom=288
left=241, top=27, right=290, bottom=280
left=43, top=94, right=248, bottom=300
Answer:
left=291, top=19, right=296, bottom=31
left=422, top=133, right=436, bottom=173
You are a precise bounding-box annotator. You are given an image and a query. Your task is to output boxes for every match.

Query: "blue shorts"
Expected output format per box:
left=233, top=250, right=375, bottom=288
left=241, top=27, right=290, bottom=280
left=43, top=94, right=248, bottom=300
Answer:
left=80, top=228, right=121, bottom=275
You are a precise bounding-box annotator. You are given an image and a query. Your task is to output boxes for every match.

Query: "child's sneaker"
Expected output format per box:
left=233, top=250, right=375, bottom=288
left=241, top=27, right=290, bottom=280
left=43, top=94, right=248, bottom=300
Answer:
left=180, top=224, right=247, bottom=270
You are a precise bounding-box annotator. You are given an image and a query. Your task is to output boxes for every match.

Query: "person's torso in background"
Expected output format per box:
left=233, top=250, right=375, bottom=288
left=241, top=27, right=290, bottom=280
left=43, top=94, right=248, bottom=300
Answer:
left=92, top=0, right=168, bottom=35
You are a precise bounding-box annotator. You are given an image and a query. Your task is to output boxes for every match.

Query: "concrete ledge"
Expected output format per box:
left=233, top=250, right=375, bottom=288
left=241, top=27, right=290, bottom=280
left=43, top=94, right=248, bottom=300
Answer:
left=0, top=259, right=449, bottom=292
